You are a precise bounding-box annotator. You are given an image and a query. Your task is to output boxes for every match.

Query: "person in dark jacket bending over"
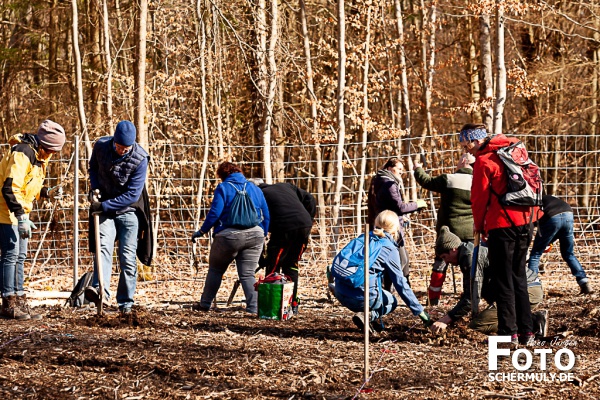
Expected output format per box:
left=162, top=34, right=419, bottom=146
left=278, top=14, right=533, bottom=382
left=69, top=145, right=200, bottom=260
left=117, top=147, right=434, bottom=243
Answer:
left=367, top=157, right=427, bottom=283
left=249, top=179, right=316, bottom=315
left=85, top=120, right=153, bottom=315
left=414, top=153, right=475, bottom=305
left=528, top=195, right=593, bottom=294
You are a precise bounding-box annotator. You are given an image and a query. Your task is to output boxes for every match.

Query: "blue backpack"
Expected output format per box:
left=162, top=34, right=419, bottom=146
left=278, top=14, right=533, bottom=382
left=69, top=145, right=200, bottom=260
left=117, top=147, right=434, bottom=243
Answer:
left=330, top=233, right=391, bottom=289
left=224, top=182, right=262, bottom=229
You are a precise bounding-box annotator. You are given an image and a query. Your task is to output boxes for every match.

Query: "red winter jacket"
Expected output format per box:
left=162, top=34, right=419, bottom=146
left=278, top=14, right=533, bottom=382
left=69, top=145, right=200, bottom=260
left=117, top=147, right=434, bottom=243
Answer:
left=471, top=134, right=538, bottom=233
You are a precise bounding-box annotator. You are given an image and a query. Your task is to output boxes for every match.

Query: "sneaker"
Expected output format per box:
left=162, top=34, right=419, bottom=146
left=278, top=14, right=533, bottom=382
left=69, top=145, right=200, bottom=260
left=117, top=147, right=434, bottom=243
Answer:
left=84, top=286, right=104, bottom=309
left=352, top=312, right=373, bottom=334
left=120, top=307, right=132, bottom=315
left=533, top=310, right=549, bottom=338
left=580, top=282, right=593, bottom=295
left=518, top=332, right=535, bottom=346
left=292, top=304, right=299, bottom=315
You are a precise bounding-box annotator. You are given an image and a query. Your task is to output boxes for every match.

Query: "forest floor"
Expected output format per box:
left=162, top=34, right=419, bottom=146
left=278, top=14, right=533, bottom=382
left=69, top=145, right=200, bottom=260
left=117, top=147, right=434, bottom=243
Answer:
left=1, top=270, right=599, bottom=400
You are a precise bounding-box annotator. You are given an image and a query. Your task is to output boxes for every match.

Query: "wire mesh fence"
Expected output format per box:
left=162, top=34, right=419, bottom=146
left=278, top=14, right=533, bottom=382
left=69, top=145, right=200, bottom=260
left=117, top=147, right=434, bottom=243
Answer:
left=11, top=132, right=600, bottom=295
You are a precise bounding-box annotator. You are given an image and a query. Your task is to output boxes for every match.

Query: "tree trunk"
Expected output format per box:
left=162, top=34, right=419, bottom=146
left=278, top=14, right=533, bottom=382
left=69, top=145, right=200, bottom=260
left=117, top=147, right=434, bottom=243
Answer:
left=493, top=2, right=506, bottom=134
left=468, top=17, right=482, bottom=122
left=299, top=0, right=327, bottom=261
left=71, top=0, right=91, bottom=158
left=480, top=14, right=494, bottom=131
left=356, top=5, right=372, bottom=235
left=262, top=0, right=278, bottom=184
left=331, top=0, right=346, bottom=252
left=102, top=0, right=113, bottom=130
left=135, top=0, right=149, bottom=149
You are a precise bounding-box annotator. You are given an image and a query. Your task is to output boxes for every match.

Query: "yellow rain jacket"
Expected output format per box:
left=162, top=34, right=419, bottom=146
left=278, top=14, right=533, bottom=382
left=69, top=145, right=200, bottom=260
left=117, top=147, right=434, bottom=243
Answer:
left=0, top=134, right=51, bottom=225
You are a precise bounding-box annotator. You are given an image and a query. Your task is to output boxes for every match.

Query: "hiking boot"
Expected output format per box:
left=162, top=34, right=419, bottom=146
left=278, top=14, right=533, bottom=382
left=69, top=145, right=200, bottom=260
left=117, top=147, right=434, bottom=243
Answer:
left=84, top=286, right=105, bottom=309
left=192, top=302, right=210, bottom=312
left=120, top=306, right=132, bottom=315
left=580, top=282, right=593, bottom=295
left=17, top=294, right=43, bottom=320
left=428, top=298, right=439, bottom=306
left=533, top=310, right=549, bottom=338
left=0, top=295, right=30, bottom=320
left=352, top=312, right=373, bottom=334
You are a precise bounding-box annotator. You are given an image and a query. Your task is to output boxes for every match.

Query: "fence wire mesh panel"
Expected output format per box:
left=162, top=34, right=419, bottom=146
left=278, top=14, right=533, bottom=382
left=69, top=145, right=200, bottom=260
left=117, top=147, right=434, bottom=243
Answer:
left=12, top=133, right=600, bottom=299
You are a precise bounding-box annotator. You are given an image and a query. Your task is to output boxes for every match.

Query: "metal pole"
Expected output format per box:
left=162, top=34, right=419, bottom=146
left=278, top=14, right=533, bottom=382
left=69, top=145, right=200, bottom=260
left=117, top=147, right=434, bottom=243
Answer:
left=363, top=223, right=369, bottom=384
left=73, top=135, right=79, bottom=288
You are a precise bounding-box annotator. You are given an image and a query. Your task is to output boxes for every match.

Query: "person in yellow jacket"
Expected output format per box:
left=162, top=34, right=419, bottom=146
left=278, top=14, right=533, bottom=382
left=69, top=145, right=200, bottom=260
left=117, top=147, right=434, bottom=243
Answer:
left=0, top=120, right=66, bottom=320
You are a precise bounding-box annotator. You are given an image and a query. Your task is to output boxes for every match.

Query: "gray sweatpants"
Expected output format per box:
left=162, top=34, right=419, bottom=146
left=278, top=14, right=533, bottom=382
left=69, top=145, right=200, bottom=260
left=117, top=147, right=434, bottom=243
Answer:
left=200, top=226, right=264, bottom=313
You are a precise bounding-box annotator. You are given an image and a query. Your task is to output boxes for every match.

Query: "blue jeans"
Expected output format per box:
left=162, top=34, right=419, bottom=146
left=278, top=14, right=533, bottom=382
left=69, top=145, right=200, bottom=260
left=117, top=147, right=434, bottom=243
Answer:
left=92, top=212, right=139, bottom=309
left=200, top=227, right=264, bottom=313
left=528, top=212, right=588, bottom=284
left=335, top=286, right=399, bottom=321
left=0, top=223, right=28, bottom=297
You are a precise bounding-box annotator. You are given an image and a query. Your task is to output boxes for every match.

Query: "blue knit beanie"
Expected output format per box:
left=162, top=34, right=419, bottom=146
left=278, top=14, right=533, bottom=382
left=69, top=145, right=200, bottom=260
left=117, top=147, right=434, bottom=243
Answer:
left=114, top=120, right=136, bottom=146
left=459, top=127, right=487, bottom=142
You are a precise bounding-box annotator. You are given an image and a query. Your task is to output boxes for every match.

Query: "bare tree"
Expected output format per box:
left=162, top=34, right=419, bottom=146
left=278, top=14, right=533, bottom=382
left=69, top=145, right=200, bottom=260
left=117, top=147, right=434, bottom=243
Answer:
left=480, top=14, right=494, bottom=131
left=493, top=1, right=506, bottom=134
left=331, top=0, right=347, bottom=250
left=135, top=0, right=149, bottom=148
left=102, top=0, right=113, bottom=129
left=71, top=0, right=91, bottom=157
left=262, top=0, right=278, bottom=183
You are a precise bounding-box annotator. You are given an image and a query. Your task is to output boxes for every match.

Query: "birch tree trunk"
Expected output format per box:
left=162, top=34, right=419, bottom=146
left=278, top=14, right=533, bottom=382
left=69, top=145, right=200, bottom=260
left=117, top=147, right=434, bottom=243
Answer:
left=480, top=14, right=494, bottom=132
left=71, top=0, right=91, bottom=158
left=135, top=0, right=148, bottom=149
left=102, top=0, right=113, bottom=129
left=493, top=1, right=506, bottom=134
left=582, top=29, right=599, bottom=212
left=262, top=0, right=278, bottom=184
left=356, top=5, right=372, bottom=234
left=331, top=0, right=346, bottom=251
left=394, top=0, right=411, bottom=147
left=212, top=2, right=224, bottom=160
left=299, top=0, right=327, bottom=261
left=424, top=0, right=436, bottom=139
left=195, top=0, right=210, bottom=230
left=468, top=18, right=482, bottom=122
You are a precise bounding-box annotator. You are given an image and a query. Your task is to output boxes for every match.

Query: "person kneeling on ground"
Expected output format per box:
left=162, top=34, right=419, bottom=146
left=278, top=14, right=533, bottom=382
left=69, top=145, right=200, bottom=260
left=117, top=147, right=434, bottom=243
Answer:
left=331, top=210, right=432, bottom=332
left=430, top=226, right=548, bottom=339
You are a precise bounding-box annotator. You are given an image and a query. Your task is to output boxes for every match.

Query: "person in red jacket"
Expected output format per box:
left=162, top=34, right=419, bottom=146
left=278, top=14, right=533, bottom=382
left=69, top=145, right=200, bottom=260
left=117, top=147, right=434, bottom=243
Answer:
left=460, top=123, right=536, bottom=346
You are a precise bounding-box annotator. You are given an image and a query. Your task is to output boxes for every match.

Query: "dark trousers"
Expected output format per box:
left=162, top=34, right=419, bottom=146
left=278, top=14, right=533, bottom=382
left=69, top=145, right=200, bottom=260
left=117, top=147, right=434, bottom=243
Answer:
left=259, top=227, right=311, bottom=303
left=487, top=225, right=533, bottom=336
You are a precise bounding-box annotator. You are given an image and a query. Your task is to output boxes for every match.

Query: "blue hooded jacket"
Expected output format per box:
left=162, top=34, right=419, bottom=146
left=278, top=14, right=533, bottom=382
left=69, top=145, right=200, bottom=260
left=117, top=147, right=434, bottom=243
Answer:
left=334, top=232, right=423, bottom=316
left=200, top=172, right=270, bottom=236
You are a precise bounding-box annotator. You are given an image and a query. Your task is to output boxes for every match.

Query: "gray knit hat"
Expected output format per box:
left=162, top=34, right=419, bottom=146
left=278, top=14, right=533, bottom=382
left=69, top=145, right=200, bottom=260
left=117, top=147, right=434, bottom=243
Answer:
left=435, top=226, right=461, bottom=256
left=37, top=120, right=66, bottom=152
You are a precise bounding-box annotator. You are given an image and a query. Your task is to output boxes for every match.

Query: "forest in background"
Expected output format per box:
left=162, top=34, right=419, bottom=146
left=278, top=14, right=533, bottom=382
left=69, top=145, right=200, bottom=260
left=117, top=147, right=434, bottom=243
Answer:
left=1, top=0, right=599, bottom=231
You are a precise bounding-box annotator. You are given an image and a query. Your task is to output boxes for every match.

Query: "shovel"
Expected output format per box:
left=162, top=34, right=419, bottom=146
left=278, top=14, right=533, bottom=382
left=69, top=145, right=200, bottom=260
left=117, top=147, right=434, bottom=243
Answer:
left=92, top=189, right=104, bottom=316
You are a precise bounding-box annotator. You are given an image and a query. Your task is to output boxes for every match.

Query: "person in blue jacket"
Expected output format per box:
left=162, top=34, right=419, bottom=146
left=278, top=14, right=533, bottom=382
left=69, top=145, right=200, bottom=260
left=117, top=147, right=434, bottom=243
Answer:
left=84, top=120, right=152, bottom=315
left=191, top=162, right=270, bottom=314
left=332, top=210, right=431, bottom=332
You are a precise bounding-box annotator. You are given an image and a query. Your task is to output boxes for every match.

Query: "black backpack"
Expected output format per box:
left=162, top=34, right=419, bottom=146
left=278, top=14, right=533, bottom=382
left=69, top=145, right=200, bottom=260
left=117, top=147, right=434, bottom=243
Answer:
left=65, top=272, right=93, bottom=307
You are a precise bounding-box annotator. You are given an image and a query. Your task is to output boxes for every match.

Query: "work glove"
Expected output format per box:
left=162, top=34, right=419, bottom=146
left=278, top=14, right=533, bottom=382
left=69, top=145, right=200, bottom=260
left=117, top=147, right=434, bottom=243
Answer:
left=17, top=215, right=37, bottom=239
left=419, top=311, right=433, bottom=328
left=416, top=199, right=428, bottom=210
left=191, top=230, right=205, bottom=243
left=88, top=189, right=101, bottom=203
left=47, top=185, right=64, bottom=200
left=90, top=201, right=103, bottom=214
